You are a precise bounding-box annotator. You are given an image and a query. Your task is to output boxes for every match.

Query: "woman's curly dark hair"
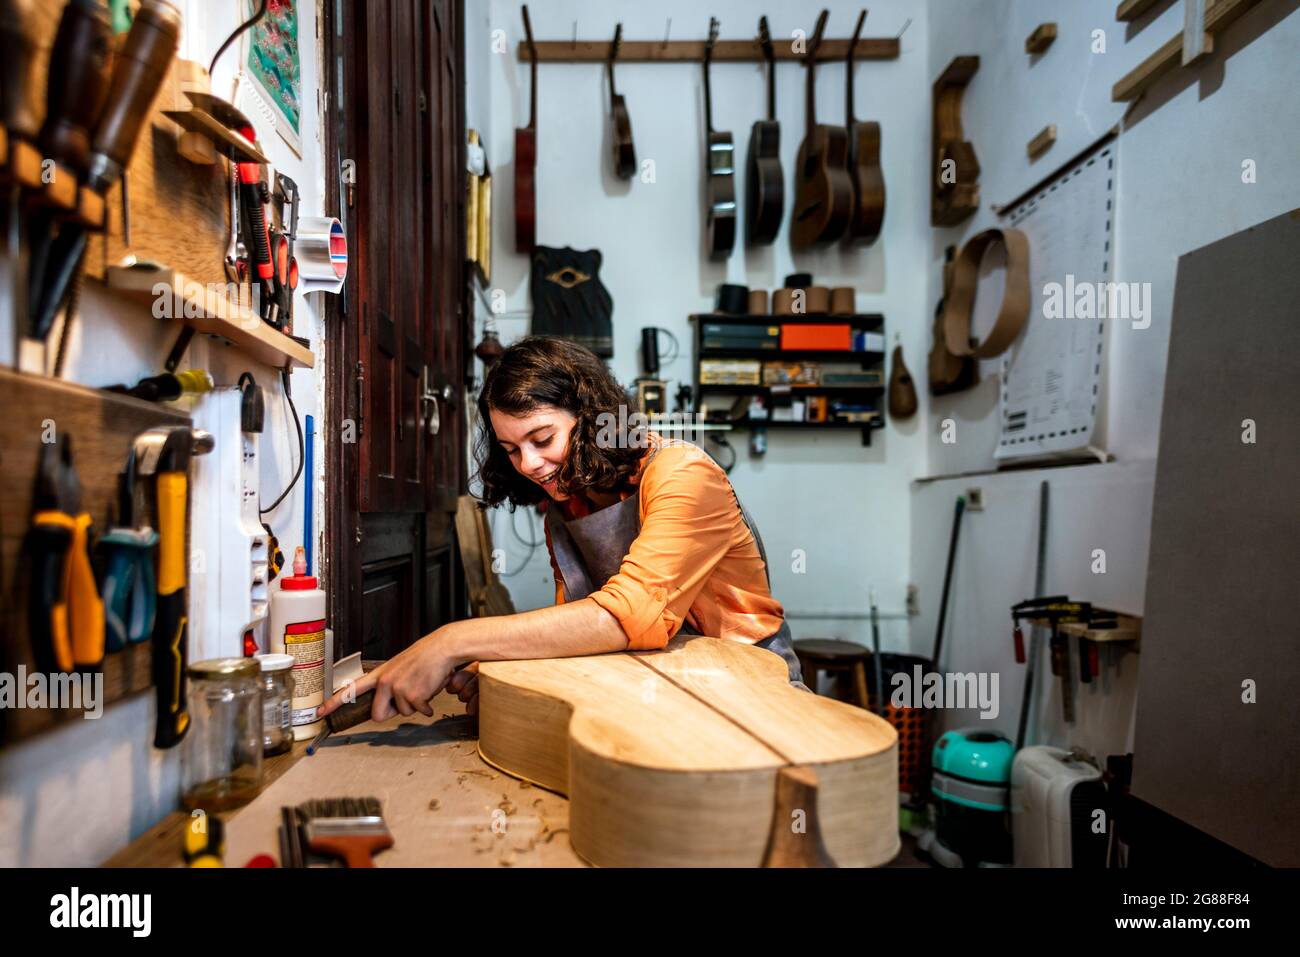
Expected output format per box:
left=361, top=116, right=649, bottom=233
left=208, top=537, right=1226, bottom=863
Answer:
left=475, top=336, right=647, bottom=508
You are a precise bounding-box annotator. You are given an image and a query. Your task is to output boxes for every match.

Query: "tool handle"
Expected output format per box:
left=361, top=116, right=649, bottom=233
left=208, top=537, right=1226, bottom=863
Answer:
left=0, top=0, right=44, bottom=141
left=307, top=833, right=393, bottom=868
left=326, top=688, right=377, bottom=734
left=1013, top=626, right=1025, bottom=665
left=40, top=0, right=113, bottom=173
left=67, top=513, right=105, bottom=669
left=240, top=181, right=274, bottom=280
left=152, top=470, right=189, bottom=748
left=26, top=518, right=74, bottom=673
left=88, top=0, right=181, bottom=191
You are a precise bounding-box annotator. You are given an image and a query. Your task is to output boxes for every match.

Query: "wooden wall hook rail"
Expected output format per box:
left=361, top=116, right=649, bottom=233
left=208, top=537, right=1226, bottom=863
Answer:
left=516, top=37, right=900, bottom=63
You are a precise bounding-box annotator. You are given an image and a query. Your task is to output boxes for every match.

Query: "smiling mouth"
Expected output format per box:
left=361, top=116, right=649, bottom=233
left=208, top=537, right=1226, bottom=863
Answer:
left=535, top=468, right=559, bottom=485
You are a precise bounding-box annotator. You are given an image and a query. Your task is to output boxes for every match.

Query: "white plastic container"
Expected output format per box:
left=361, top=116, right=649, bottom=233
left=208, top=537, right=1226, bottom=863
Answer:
left=267, top=547, right=327, bottom=741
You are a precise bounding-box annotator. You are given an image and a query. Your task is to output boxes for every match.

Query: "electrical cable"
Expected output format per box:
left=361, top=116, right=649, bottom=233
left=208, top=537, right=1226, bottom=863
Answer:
left=650, top=326, right=680, bottom=365
left=707, top=434, right=737, bottom=474
left=208, top=0, right=268, bottom=78
left=500, top=507, right=543, bottom=577
left=260, top=368, right=304, bottom=515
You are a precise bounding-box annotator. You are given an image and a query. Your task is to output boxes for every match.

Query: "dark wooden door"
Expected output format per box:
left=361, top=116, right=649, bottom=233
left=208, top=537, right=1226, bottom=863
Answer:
left=326, top=0, right=467, bottom=662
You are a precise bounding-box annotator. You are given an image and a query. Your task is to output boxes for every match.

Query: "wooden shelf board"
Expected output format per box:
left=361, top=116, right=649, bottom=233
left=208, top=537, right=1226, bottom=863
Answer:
left=698, top=383, right=885, bottom=394
left=691, top=312, right=885, bottom=326
left=105, top=265, right=314, bottom=369
left=1116, top=0, right=1164, bottom=22
left=1112, top=0, right=1263, bottom=101
left=700, top=348, right=884, bottom=362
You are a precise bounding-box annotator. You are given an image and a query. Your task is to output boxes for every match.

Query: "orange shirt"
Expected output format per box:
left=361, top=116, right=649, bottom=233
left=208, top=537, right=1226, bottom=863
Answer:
left=544, top=434, right=785, bottom=650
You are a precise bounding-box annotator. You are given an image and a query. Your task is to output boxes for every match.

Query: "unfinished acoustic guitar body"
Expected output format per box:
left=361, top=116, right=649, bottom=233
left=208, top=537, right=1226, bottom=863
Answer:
left=477, top=635, right=899, bottom=867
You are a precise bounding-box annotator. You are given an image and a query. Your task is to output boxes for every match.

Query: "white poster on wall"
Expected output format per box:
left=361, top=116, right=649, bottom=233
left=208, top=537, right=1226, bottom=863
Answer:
left=994, top=136, right=1117, bottom=461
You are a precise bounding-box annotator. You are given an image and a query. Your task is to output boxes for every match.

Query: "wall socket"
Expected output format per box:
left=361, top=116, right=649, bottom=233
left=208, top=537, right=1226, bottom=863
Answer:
left=966, top=487, right=985, bottom=511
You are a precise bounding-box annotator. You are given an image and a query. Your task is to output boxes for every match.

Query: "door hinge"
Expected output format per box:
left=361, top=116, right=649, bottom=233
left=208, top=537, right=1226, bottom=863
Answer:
left=354, top=360, right=366, bottom=438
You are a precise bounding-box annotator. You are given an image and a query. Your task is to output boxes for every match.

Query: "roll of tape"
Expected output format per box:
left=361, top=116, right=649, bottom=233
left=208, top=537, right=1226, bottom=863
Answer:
left=294, top=217, right=348, bottom=294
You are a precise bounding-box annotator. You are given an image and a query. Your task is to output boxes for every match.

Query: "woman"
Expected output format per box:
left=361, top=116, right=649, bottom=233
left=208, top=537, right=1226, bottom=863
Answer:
left=319, top=336, right=806, bottom=725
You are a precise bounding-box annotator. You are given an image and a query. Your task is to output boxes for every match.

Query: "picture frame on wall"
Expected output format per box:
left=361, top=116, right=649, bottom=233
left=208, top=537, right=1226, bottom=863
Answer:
left=241, top=0, right=303, bottom=157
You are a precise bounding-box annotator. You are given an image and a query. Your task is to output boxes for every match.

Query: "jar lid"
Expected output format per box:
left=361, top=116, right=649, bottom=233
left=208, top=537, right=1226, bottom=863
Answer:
left=256, top=653, right=295, bottom=673
left=281, top=574, right=319, bottom=590
left=187, top=657, right=259, bottom=680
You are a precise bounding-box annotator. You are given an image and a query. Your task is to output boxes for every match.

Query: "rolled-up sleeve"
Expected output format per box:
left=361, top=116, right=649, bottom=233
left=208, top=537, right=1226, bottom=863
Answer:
left=586, top=447, right=739, bottom=650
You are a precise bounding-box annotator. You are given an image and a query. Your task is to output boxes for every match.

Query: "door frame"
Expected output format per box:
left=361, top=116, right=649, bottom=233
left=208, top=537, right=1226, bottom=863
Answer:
left=323, top=0, right=470, bottom=651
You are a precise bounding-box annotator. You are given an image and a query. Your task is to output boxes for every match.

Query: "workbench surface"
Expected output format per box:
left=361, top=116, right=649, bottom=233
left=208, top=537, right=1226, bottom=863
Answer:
left=103, top=692, right=583, bottom=868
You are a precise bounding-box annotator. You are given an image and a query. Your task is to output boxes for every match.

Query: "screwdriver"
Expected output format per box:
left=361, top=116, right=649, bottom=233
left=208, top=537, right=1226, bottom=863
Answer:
left=26, top=0, right=113, bottom=339
left=31, top=0, right=182, bottom=337
left=306, top=689, right=376, bottom=755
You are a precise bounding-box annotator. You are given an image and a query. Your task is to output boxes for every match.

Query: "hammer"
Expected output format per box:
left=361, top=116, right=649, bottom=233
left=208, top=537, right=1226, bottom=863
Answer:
left=133, top=426, right=213, bottom=749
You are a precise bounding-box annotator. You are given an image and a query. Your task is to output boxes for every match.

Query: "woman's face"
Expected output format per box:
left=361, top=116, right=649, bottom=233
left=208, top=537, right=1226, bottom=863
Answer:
left=490, top=404, right=577, bottom=501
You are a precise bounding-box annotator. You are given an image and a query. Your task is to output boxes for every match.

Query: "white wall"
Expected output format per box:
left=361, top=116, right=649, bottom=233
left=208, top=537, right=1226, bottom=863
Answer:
left=0, top=0, right=329, bottom=866
left=913, top=0, right=1300, bottom=754
left=475, top=0, right=934, bottom=652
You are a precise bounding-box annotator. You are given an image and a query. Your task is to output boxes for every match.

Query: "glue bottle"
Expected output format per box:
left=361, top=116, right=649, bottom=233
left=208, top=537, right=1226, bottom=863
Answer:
left=268, top=547, right=327, bottom=741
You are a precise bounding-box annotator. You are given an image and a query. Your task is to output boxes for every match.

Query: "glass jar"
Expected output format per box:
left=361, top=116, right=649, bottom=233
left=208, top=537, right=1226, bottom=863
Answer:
left=256, top=653, right=295, bottom=756
left=181, top=657, right=263, bottom=811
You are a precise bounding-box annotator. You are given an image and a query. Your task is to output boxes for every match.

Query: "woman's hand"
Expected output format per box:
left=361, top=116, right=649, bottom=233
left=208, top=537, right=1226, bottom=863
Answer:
left=317, top=628, right=459, bottom=723
left=446, top=661, right=480, bottom=716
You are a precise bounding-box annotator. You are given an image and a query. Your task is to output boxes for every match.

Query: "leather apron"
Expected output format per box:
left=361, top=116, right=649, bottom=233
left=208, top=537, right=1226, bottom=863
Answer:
left=544, top=448, right=808, bottom=689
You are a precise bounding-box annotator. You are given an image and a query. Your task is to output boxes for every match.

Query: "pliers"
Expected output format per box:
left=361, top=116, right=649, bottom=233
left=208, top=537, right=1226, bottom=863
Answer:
left=99, top=449, right=158, bottom=652
left=25, top=436, right=105, bottom=673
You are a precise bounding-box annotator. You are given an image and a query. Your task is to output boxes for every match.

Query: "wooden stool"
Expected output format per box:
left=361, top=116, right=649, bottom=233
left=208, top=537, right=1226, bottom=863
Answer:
left=793, top=639, right=872, bottom=710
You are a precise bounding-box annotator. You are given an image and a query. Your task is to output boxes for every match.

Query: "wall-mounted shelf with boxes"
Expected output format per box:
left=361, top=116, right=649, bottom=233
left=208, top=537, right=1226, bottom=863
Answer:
left=689, top=313, right=887, bottom=446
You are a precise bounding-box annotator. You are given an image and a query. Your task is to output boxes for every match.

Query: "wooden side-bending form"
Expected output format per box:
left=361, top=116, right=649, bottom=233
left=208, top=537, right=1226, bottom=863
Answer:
left=477, top=634, right=899, bottom=867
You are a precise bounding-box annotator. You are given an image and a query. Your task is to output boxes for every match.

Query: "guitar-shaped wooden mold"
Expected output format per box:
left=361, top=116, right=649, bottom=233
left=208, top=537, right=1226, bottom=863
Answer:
left=703, top=17, right=736, bottom=259
left=844, top=10, right=885, bottom=245
left=744, top=16, right=782, bottom=246
left=514, top=4, right=537, bottom=253
left=607, top=24, right=636, bottom=181
left=791, top=10, right=853, bottom=248
left=477, top=634, right=900, bottom=867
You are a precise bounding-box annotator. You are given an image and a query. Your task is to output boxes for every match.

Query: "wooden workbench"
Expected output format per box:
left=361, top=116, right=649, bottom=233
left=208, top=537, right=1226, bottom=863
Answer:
left=103, top=691, right=583, bottom=868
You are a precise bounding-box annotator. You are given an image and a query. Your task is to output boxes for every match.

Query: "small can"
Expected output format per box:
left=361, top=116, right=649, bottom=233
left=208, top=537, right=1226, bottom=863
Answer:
left=256, top=653, right=295, bottom=756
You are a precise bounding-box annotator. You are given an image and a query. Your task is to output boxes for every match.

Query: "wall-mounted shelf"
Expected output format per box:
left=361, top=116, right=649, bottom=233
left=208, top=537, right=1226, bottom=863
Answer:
left=105, top=265, right=314, bottom=370
left=699, top=348, right=883, bottom=362
left=697, top=383, right=884, bottom=395
left=692, top=312, right=885, bottom=327
left=1112, top=0, right=1263, bottom=101
left=690, top=312, right=886, bottom=446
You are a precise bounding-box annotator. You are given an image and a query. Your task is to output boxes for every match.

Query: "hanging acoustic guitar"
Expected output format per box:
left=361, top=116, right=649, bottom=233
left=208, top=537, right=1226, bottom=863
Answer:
left=703, top=17, right=736, bottom=259
left=844, top=10, right=885, bottom=245
left=791, top=9, right=853, bottom=248
left=477, top=634, right=899, bottom=867
left=514, top=5, right=537, bottom=253
left=744, top=16, right=782, bottom=246
left=607, top=24, right=636, bottom=181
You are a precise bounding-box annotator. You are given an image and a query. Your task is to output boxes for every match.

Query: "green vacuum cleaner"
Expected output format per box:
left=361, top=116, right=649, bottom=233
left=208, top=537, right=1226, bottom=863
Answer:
left=923, top=729, right=1015, bottom=867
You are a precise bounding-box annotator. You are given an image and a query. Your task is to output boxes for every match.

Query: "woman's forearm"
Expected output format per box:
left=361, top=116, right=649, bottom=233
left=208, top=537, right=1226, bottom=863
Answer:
left=439, top=598, right=629, bottom=666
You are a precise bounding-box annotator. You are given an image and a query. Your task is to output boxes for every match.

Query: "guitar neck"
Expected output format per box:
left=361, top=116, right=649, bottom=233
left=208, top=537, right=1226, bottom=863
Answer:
left=767, top=57, right=776, bottom=120
left=805, top=58, right=816, bottom=133
left=704, top=57, right=714, bottom=133
left=528, top=51, right=538, bottom=129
